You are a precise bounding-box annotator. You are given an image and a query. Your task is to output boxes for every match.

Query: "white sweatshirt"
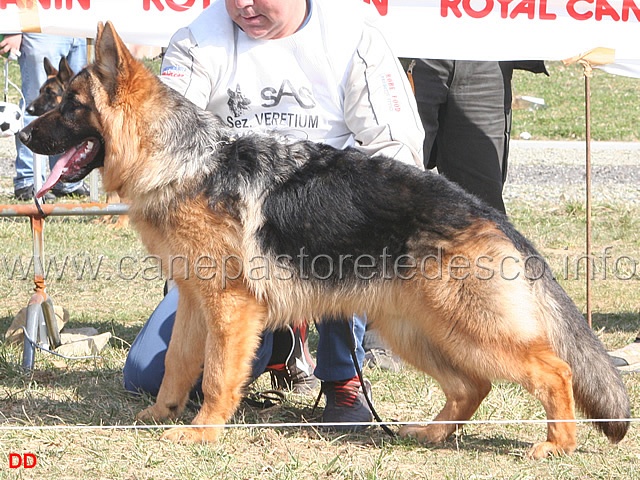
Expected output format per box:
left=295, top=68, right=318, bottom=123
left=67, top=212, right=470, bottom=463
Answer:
left=160, top=0, right=424, bottom=168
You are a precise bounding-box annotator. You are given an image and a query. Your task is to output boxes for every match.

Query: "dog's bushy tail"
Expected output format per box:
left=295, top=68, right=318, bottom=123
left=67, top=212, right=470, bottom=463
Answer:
left=536, top=271, right=630, bottom=443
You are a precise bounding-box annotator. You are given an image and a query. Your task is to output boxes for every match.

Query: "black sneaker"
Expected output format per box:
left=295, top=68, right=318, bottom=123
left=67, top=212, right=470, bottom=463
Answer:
left=268, top=324, right=319, bottom=394
left=14, top=185, right=55, bottom=202
left=321, top=376, right=373, bottom=431
left=52, top=182, right=90, bottom=198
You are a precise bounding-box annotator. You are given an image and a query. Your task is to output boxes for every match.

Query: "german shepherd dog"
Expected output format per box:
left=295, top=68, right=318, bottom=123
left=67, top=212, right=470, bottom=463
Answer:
left=19, top=22, right=630, bottom=459
left=26, top=57, right=74, bottom=116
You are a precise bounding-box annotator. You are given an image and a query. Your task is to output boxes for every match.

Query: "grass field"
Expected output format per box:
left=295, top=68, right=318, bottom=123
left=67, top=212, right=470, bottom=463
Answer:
left=511, top=61, right=640, bottom=142
left=0, top=59, right=639, bottom=479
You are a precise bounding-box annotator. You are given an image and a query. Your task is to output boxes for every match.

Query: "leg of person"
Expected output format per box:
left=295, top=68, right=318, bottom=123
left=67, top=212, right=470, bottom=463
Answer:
left=499, top=61, right=515, bottom=187
left=315, top=313, right=372, bottom=431
left=63, top=36, right=87, bottom=75
left=266, top=322, right=318, bottom=394
left=123, top=287, right=275, bottom=398
left=408, top=58, right=454, bottom=169
left=430, top=61, right=508, bottom=213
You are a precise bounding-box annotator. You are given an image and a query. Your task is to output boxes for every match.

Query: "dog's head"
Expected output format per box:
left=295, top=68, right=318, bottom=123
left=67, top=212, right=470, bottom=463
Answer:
left=26, top=57, right=74, bottom=116
left=19, top=21, right=151, bottom=197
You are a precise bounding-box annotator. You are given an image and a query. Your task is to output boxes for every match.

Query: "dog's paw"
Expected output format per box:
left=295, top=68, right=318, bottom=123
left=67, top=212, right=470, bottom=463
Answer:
left=136, top=404, right=175, bottom=423
left=107, top=215, right=129, bottom=229
left=161, top=427, right=221, bottom=443
left=527, top=441, right=575, bottom=460
left=398, top=424, right=452, bottom=444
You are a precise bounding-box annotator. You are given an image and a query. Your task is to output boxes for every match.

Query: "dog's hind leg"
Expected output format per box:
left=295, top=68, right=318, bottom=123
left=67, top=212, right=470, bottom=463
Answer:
left=136, top=289, right=207, bottom=424
left=398, top=368, right=491, bottom=444
left=514, top=343, right=577, bottom=459
left=161, top=287, right=267, bottom=443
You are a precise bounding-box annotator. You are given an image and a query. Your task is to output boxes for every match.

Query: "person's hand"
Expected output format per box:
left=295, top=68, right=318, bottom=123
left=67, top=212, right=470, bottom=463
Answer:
left=0, top=33, right=22, bottom=59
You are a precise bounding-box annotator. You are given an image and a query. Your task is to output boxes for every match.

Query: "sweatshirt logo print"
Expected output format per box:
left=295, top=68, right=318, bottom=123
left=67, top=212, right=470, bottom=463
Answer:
left=261, top=80, right=316, bottom=109
left=227, top=84, right=252, bottom=117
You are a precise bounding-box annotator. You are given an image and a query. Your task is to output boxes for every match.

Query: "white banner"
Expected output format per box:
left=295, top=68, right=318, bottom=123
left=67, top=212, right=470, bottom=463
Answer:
left=0, top=0, right=639, bottom=73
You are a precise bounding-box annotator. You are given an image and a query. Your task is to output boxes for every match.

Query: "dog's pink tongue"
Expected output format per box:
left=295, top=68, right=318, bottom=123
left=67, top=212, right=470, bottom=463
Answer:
left=36, top=147, right=77, bottom=198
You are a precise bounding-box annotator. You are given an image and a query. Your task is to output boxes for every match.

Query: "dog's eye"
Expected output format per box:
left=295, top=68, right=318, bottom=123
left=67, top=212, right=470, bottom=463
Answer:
left=60, top=99, right=80, bottom=114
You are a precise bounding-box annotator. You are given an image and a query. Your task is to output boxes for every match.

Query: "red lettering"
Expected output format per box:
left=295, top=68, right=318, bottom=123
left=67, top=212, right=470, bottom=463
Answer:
left=165, top=0, right=193, bottom=11
left=364, top=0, right=388, bottom=16
left=143, top=0, right=209, bottom=11
left=538, top=0, right=557, bottom=18
left=441, top=0, right=463, bottom=17
left=567, top=0, right=593, bottom=19
left=23, top=453, right=37, bottom=468
left=622, top=0, right=640, bottom=19
left=143, top=0, right=164, bottom=10
left=8, top=453, right=36, bottom=469
left=463, top=0, right=493, bottom=18
left=68, top=0, right=89, bottom=8
left=440, top=0, right=631, bottom=21
left=0, top=0, right=29, bottom=6
left=9, top=453, right=22, bottom=469
left=510, top=0, right=536, bottom=18
left=496, top=0, right=513, bottom=18
left=595, top=0, right=620, bottom=19
left=0, top=0, right=89, bottom=8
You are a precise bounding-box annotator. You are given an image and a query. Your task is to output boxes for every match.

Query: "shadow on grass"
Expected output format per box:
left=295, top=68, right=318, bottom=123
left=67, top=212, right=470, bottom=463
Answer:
left=592, top=312, right=639, bottom=335
left=0, top=363, right=147, bottom=426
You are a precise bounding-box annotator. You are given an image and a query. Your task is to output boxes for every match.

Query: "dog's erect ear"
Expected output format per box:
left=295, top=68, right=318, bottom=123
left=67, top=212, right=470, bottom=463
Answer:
left=43, top=57, right=57, bottom=77
left=94, top=21, right=132, bottom=102
left=95, top=21, right=105, bottom=46
left=58, top=57, right=73, bottom=85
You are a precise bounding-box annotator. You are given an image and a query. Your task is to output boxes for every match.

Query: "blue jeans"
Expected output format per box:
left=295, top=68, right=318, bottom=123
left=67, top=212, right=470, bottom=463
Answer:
left=14, top=34, right=87, bottom=193
left=123, top=287, right=366, bottom=396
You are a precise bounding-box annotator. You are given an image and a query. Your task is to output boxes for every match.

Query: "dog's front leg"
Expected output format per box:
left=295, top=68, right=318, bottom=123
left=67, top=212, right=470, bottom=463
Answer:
left=136, top=290, right=206, bottom=424
left=161, top=288, right=267, bottom=443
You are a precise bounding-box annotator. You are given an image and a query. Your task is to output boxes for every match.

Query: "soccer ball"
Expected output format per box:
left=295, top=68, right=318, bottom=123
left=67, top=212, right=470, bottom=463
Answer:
left=0, top=102, right=24, bottom=138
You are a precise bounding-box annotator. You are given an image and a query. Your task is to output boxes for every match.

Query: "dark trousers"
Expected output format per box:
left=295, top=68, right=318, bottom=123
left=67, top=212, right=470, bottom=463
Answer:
left=409, top=59, right=512, bottom=213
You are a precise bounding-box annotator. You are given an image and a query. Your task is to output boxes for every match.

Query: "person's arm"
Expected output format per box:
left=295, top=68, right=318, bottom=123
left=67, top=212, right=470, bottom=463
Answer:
left=343, top=24, right=424, bottom=169
left=159, top=28, right=213, bottom=110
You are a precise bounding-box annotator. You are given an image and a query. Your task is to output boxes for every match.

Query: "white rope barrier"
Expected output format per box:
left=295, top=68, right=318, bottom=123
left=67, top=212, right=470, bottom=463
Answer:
left=0, top=417, right=638, bottom=433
